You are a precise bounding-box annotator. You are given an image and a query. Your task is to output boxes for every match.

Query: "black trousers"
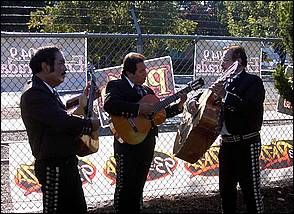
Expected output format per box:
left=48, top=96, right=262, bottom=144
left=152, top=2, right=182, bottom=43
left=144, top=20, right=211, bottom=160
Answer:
left=218, top=135, right=263, bottom=213
left=113, top=130, right=156, bottom=213
left=34, top=156, right=87, bottom=213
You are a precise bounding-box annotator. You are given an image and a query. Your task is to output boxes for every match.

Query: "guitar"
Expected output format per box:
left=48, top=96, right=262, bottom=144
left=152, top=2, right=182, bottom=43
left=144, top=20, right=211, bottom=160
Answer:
left=173, top=61, right=244, bottom=163
left=66, top=68, right=100, bottom=157
left=110, top=77, right=204, bottom=145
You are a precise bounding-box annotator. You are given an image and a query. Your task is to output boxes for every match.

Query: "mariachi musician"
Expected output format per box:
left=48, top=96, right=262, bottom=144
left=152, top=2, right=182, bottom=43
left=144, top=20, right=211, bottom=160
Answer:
left=187, top=45, right=265, bottom=213
left=103, top=52, right=187, bottom=213
left=20, top=46, right=100, bottom=213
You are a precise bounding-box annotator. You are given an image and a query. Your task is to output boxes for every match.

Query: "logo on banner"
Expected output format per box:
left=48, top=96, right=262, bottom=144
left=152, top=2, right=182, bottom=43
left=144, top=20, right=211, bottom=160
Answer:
left=78, top=158, right=97, bottom=184
left=14, top=163, right=42, bottom=196
left=184, top=146, right=220, bottom=177
left=103, top=151, right=178, bottom=184
left=1, top=37, right=86, bottom=93
left=260, top=140, right=293, bottom=169
left=13, top=158, right=97, bottom=195
left=148, top=151, right=178, bottom=180
left=184, top=140, right=293, bottom=177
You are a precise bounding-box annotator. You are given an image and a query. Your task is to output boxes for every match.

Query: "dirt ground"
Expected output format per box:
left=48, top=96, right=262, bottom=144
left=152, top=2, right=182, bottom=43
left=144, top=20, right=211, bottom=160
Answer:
left=89, top=180, right=293, bottom=213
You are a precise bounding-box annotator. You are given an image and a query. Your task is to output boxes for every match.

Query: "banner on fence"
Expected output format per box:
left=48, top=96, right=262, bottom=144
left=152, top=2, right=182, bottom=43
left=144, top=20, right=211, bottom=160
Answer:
left=1, top=36, right=86, bottom=92
left=9, top=128, right=293, bottom=212
left=276, top=65, right=293, bottom=116
left=276, top=96, right=293, bottom=116
left=194, top=40, right=261, bottom=75
left=94, top=56, right=176, bottom=127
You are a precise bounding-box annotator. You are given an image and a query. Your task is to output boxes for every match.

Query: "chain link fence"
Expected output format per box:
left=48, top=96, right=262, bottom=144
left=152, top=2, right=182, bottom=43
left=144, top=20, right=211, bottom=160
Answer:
left=1, top=32, right=293, bottom=212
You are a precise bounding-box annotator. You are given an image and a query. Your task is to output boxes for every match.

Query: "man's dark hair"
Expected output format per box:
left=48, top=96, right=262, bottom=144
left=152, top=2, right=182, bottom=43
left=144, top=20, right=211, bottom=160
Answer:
left=225, top=45, right=248, bottom=67
left=29, top=46, right=60, bottom=74
left=122, top=52, right=145, bottom=76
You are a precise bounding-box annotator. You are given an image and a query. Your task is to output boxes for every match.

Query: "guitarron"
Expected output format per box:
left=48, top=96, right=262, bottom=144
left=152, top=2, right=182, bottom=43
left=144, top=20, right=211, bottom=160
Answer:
left=110, top=77, right=204, bottom=145
left=173, top=61, right=244, bottom=163
left=66, top=68, right=100, bottom=157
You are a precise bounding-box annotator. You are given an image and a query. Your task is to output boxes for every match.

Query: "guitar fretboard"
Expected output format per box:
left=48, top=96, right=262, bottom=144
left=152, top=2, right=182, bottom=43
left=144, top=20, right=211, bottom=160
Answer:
left=154, top=85, right=193, bottom=112
left=86, top=70, right=97, bottom=118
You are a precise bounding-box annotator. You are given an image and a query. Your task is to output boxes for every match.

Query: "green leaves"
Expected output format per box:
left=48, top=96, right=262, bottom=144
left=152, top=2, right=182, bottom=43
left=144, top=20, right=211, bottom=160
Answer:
left=28, top=1, right=197, bottom=35
left=272, top=65, right=293, bottom=105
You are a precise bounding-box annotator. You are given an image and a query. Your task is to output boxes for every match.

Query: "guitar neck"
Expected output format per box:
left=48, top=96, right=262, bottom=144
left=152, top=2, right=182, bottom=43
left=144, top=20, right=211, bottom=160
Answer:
left=86, top=71, right=97, bottom=118
left=154, top=86, right=191, bottom=112
left=86, top=96, right=94, bottom=118
left=216, top=61, right=243, bottom=85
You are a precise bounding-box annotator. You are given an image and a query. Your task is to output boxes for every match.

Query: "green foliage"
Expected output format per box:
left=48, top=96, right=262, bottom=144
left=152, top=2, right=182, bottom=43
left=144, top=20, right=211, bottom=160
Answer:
left=28, top=1, right=197, bottom=34
left=28, top=1, right=197, bottom=66
left=222, top=1, right=292, bottom=60
left=276, top=1, right=293, bottom=60
left=29, top=1, right=134, bottom=33
left=222, top=1, right=293, bottom=101
left=272, top=64, right=293, bottom=104
left=223, top=1, right=279, bottom=37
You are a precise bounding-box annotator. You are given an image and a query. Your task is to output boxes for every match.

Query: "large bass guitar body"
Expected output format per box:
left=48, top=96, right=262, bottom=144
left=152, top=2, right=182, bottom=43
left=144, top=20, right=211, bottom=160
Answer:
left=173, top=61, right=243, bottom=163
left=173, top=89, right=222, bottom=163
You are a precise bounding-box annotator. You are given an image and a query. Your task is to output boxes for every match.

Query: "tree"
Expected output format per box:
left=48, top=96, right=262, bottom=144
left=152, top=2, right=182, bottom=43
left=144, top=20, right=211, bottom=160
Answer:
left=222, top=1, right=279, bottom=37
left=29, top=1, right=133, bottom=33
left=179, top=1, right=229, bottom=36
left=276, top=1, right=293, bottom=60
left=272, top=64, right=293, bottom=105
left=221, top=1, right=293, bottom=106
left=28, top=1, right=197, bottom=69
left=28, top=1, right=197, bottom=34
left=273, top=1, right=293, bottom=106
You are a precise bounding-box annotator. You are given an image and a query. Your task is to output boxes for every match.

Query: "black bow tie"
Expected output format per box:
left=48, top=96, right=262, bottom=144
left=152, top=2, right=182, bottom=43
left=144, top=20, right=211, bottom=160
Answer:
left=53, top=89, right=59, bottom=97
left=53, top=89, right=63, bottom=103
left=134, top=85, right=146, bottom=97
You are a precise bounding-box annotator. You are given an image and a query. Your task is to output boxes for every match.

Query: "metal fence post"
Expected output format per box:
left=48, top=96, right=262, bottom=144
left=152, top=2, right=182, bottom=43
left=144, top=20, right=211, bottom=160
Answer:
left=130, top=8, right=143, bottom=54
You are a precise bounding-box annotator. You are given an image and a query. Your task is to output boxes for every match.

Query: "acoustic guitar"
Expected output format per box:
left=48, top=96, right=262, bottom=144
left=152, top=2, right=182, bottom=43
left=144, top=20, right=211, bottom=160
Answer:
left=66, top=69, right=100, bottom=157
left=110, top=77, right=204, bottom=145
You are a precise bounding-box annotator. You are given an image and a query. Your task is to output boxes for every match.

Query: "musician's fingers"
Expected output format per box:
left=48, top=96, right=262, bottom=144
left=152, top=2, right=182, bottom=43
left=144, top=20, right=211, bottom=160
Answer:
left=180, top=93, right=187, bottom=101
left=85, top=81, right=91, bottom=89
left=94, top=86, right=100, bottom=94
left=83, top=88, right=89, bottom=96
left=187, top=100, right=197, bottom=114
left=91, top=118, right=100, bottom=131
left=83, top=82, right=91, bottom=95
left=209, top=83, right=217, bottom=90
left=190, top=102, right=196, bottom=110
left=209, top=85, right=217, bottom=92
left=95, top=91, right=101, bottom=97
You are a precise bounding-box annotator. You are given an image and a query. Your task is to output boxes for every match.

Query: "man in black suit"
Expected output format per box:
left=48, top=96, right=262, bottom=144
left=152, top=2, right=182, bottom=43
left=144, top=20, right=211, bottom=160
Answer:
left=103, top=52, right=187, bottom=213
left=187, top=45, right=265, bottom=213
left=20, top=46, right=100, bottom=213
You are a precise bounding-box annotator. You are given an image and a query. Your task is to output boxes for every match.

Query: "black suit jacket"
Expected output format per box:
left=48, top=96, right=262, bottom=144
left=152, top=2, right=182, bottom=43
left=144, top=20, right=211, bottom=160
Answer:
left=223, top=70, right=265, bottom=134
left=103, top=75, right=182, bottom=142
left=20, top=75, right=90, bottom=160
